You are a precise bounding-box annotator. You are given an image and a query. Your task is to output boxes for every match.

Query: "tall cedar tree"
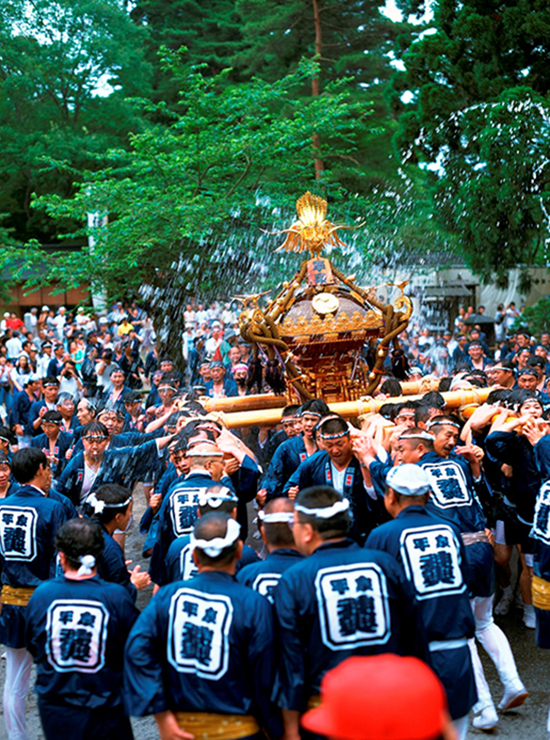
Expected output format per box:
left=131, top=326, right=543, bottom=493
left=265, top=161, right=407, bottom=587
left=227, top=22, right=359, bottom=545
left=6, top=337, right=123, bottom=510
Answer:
left=130, top=0, right=245, bottom=103
left=388, top=0, right=550, bottom=289
left=236, top=0, right=410, bottom=177
left=236, top=0, right=406, bottom=89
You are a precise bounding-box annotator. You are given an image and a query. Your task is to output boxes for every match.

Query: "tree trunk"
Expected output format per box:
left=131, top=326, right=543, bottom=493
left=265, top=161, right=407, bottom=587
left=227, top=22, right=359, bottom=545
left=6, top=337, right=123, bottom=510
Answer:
left=312, top=0, right=324, bottom=179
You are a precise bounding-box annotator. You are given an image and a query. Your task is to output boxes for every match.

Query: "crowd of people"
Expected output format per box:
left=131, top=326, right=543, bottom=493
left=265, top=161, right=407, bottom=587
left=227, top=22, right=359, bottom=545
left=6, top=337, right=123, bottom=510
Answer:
left=1, top=297, right=550, bottom=740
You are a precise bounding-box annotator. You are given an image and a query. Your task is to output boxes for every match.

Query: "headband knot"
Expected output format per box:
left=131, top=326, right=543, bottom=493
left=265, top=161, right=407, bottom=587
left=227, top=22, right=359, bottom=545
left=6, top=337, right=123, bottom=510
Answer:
left=190, top=518, right=241, bottom=558
left=77, top=555, right=96, bottom=576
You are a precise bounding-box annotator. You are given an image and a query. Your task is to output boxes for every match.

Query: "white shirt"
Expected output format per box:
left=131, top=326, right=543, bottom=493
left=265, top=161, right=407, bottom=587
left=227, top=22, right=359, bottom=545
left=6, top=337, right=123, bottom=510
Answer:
left=330, top=463, right=346, bottom=495
left=37, top=353, right=52, bottom=378
left=5, top=337, right=23, bottom=358
left=52, top=314, right=66, bottom=340
left=81, top=463, right=100, bottom=502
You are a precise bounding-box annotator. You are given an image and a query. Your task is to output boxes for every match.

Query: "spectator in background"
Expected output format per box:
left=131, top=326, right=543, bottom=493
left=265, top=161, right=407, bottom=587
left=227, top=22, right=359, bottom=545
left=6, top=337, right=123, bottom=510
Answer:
left=5, top=331, right=23, bottom=362
left=10, top=355, right=32, bottom=393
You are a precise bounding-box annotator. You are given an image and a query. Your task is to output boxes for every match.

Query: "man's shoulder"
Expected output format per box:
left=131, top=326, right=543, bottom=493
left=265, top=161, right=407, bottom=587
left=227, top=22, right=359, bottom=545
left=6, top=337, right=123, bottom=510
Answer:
left=2, top=487, right=65, bottom=513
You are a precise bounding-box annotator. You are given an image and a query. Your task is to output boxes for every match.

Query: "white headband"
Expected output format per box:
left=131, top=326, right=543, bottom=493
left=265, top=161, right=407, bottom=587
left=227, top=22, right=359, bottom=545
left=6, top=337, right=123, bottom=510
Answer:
left=258, top=511, right=295, bottom=523
left=87, top=491, right=132, bottom=514
left=77, top=554, right=96, bottom=576
left=188, top=448, right=224, bottom=458
left=197, top=487, right=238, bottom=508
left=295, top=499, right=350, bottom=519
left=190, top=518, right=241, bottom=557
left=87, top=493, right=105, bottom=514
left=398, top=431, right=435, bottom=442
left=427, top=419, right=460, bottom=430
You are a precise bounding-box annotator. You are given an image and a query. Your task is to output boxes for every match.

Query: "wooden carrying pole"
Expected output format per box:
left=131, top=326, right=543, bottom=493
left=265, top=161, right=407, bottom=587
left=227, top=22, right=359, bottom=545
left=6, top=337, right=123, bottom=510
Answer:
left=202, top=377, right=441, bottom=414
left=220, top=388, right=493, bottom=429
left=204, top=394, right=287, bottom=413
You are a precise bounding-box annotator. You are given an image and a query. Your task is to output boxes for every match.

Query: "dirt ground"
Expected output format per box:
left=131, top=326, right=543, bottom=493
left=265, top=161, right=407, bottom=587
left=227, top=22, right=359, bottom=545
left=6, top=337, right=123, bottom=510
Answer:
left=0, top=490, right=547, bottom=739
left=0, top=485, right=261, bottom=740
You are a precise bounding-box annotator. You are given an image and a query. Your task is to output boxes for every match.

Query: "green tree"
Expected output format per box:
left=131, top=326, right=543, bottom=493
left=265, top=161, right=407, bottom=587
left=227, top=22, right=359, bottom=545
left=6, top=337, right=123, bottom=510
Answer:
left=236, top=1, right=414, bottom=179
left=130, top=0, right=245, bottom=103
left=389, top=0, right=550, bottom=288
left=236, top=0, right=408, bottom=89
left=4, top=61, right=376, bottom=360
left=0, top=0, right=150, bottom=243
left=522, top=297, right=550, bottom=336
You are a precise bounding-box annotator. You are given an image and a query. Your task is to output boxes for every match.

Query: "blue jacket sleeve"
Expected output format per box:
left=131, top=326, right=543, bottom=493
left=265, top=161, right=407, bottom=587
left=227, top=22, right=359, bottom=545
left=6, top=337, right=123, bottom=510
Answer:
left=535, top=436, right=550, bottom=479
left=263, top=444, right=288, bottom=499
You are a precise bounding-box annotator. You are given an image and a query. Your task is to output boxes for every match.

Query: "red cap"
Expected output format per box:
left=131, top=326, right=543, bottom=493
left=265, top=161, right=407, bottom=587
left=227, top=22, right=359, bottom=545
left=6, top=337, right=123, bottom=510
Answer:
left=301, top=654, right=447, bottom=740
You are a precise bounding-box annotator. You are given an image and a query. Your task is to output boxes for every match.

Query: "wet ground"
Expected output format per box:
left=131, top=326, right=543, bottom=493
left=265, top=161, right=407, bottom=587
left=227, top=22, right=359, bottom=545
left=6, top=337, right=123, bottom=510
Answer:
left=0, top=489, right=548, bottom=739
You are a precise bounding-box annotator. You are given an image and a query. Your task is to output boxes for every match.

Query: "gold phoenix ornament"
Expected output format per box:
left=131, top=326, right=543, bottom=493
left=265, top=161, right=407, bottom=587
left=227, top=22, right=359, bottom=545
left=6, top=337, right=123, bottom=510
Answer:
left=272, top=191, right=354, bottom=257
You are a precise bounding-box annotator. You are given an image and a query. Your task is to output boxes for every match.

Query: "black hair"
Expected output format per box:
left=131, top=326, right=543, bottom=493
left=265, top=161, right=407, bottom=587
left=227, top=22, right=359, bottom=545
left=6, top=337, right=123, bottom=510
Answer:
left=395, top=400, right=418, bottom=413
left=421, top=391, right=446, bottom=409
left=463, top=371, right=488, bottom=388
left=42, top=375, right=60, bottom=387
left=295, top=486, right=349, bottom=538
left=189, top=428, right=217, bottom=444
left=507, top=389, right=541, bottom=411
left=11, top=448, right=48, bottom=484
left=43, top=410, right=63, bottom=424
left=55, top=518, right=105, bottom=571
left=81, top=420, right=109, bottom=437
left=438, top=377, right=453, bottom=392
left=261, top=498, right=295, bottom=547
left=318, top=416, right=349, bottom=437
left=378, top=403, right=398, bottom=421
left=181, top=388, right=201, bottom=403
left=165, top=412, right=183, bottom=429
left=414, top=405, right=439, bottom=426
left=183, top=400, right=207, bottom=415
left=193, top=513, right=240, bottom=567
left=486, top=389, right=513, bottom=405
left=159, top=371, right=179, bottom=385
left=379, top=378, right=403, bottom=397
left=0, top=425, right=16, bottom=445
left=0, top=452, right=11, bottom=467
left=301, top=398, right=331, bottom=417
left=527, top=356, right=545, bottom=370
left=83, top=484, right=132, bottom=524
left=498, top=359, right=516, bottom=372
left=173, top=437, right=189, bottom=454
left=282, top=404, right=301, bottom=419
left=124, top=391, right=142, bottom=403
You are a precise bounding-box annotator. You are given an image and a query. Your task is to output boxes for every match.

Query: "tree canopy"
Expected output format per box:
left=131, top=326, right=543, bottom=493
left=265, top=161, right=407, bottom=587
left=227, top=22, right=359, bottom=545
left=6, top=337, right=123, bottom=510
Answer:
left=389, top=0, right=550, bottom=288
left=0, top=0, right=150, bottom=242
left=1, top=0, right=548, bottom=323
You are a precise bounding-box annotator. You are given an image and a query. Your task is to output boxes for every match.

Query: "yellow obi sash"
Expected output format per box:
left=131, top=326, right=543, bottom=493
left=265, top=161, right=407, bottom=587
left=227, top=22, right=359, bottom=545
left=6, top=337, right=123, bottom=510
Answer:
left=532, top=574, right=550, bottom=611
left=1, top=585, right=36, bottom=607
left=174, top=712, right=259, bottom=740
left=307, top=695, right=321, bottom=710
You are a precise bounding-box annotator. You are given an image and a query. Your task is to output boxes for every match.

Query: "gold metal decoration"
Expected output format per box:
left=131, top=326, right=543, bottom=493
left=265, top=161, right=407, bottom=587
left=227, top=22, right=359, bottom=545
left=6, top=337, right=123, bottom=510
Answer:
left=239, top=192, right=413, bottom=403
left=271, top=192, right=355, bottom=257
